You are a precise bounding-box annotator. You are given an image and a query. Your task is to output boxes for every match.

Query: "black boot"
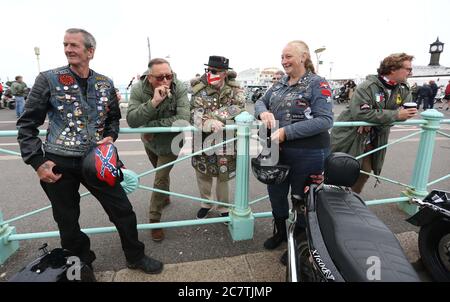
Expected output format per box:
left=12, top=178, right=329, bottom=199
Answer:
left=127, top=255, right=164, bottom=274
left=263, top=217, right=287, bottom=250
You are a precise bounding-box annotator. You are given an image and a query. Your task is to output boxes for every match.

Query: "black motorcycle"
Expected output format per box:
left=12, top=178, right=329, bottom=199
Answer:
left=407, top=190, right=450, bottom=281
left=286, top=152, right=420, bottom=282
left=333, top=86, right=349, bottom=104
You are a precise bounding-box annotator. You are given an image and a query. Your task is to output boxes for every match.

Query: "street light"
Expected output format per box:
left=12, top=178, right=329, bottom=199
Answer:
left=34, top=46, right=41, bottom=73
left=329, top=61, right=334, bottom=79
left=314, top=46, right=326, bottom=74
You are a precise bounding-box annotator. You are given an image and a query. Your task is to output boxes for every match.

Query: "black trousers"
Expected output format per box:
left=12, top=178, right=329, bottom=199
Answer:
left=41, top=153, right=145, bottom=264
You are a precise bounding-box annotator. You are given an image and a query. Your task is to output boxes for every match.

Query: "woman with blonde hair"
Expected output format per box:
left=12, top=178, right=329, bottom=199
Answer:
left=254, top=40, right=333, bottom=265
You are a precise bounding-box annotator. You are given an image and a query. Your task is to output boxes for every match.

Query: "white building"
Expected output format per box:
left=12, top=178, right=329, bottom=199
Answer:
left=237, top=67, right=283, bottom=86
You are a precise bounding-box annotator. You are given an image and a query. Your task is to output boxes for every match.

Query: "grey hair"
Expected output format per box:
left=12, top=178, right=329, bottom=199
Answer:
left=148, top=58, right=171, bottom=73
left=65, top=28, right=96, bottom=49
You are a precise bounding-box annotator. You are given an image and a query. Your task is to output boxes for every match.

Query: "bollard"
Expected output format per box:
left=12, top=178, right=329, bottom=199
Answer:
left=120, top=168, right=140, bottom=194
left=0, top=212, right=19, bottom=265
left=399, top=109, right=444, bottom=215
left=229, top=112, right=255, bottom=241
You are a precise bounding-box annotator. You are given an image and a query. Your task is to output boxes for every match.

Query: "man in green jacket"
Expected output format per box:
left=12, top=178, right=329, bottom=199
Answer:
left=10, top=75, right=28, bottom=118
left=331, top=53, right=417, bottom=193
left=126, top=58, right=190, bottom=241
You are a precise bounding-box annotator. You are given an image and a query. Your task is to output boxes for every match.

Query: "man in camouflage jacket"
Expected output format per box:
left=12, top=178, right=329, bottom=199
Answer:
left=190, top=56, right=245, bottom=218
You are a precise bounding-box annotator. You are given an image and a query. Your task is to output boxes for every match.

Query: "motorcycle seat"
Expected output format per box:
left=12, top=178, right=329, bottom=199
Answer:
left=315, top=186, right=420, bottom=282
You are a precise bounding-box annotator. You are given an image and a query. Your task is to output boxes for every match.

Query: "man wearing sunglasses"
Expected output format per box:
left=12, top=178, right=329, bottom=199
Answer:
left=190, top=56, right=245, bottom=219
left=127, top=58, right=190, bottom=242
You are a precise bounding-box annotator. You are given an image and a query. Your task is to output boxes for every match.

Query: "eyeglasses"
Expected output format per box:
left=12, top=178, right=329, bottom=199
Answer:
left=205, top=68, right=224, bottom=75
left=151, top=74, right=173, bottom=81
left=402, top=67, right=413, bottom=73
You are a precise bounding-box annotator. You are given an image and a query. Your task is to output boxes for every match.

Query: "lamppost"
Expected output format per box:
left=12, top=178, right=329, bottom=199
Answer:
left=34, top=47, right=41, bottom=73
left=329, top=61, right=334, bottom=79
left=314, top=46, right=326, bottom=75
left=147, top=37, right=151, bottom=62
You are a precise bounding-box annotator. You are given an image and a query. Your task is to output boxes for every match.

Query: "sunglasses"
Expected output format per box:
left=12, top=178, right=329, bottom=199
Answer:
left=151, top=74, right=173, bottom=81
left=205, top=68, right=224, bottom=75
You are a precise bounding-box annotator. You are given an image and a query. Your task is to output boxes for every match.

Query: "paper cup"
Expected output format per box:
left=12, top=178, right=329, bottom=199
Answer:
left=403, top=102, right=417, bottom=109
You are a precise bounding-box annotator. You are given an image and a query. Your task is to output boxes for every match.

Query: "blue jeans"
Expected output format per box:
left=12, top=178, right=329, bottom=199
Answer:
left=15, top=96, right=25, bottom=118
left=267, top=147, right=329, bottom=224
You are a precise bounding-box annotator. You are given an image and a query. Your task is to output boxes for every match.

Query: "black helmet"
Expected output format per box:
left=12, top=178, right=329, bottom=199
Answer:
left=251, top=127, right=290, bottom=185
left=82, top=143, right=123, bottom=187
left=251, top=155, right=290, bottom=185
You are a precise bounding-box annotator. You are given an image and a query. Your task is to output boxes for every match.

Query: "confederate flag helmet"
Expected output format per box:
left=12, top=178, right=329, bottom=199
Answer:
left=82, top=143, right=123, bottom=187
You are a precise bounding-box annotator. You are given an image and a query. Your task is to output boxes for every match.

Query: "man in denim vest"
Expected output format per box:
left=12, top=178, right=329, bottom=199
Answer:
left=17, top=28, right=163, bottom=274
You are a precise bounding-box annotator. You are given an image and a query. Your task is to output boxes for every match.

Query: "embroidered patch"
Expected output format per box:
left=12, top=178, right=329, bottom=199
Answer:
left=396, top=94, right=402, bottom=105
left=208, top=166, right=218, bottom=175
left=360, top=104, right=371, bottom=110
left=375, top=93, right=384, bottom=103
left=291, top=113, right=305, bottom=120
left=295, top=100, right=308, bottom=107
left=58, top=74, right=75, bottom=86
left=319, top=82, right=330, bottom=89
left=96, top=76, right=108, bottom=81
left=321, top=89, right=332, bottom=97
left=95, top=81, right=111, bottom=91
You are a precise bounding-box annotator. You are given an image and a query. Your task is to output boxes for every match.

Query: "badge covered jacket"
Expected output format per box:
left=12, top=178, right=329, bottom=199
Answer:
left=17, top=66, right=121, bottom=170
left=254, top=71, right=333, bottom=149
left=190, top=75, right=246, bottom=181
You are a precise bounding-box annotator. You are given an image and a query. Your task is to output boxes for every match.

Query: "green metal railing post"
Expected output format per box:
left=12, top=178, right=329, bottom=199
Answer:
left=0, top=211, right=19, bottom=265
left=399, top=109, right=444, bottom=215
left=229, top=112, right=255, bottom=241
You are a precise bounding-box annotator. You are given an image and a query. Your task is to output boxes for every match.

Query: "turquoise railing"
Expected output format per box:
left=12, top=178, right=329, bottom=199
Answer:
left=0, top=109, right=448, bottom=264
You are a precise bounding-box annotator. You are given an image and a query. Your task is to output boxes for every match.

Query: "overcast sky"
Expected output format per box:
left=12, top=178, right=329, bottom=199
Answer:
left=1, top=0, right=449, bottom=88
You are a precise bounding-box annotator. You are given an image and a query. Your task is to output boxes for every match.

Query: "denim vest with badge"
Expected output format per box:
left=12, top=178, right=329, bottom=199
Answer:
left=43, top=66, right=113, bottom=157
left=269, top=72, right=315, bottom=128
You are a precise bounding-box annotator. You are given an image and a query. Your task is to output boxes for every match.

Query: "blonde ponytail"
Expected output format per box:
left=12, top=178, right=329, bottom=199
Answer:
left=288, top=40, right=316, bottom=74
